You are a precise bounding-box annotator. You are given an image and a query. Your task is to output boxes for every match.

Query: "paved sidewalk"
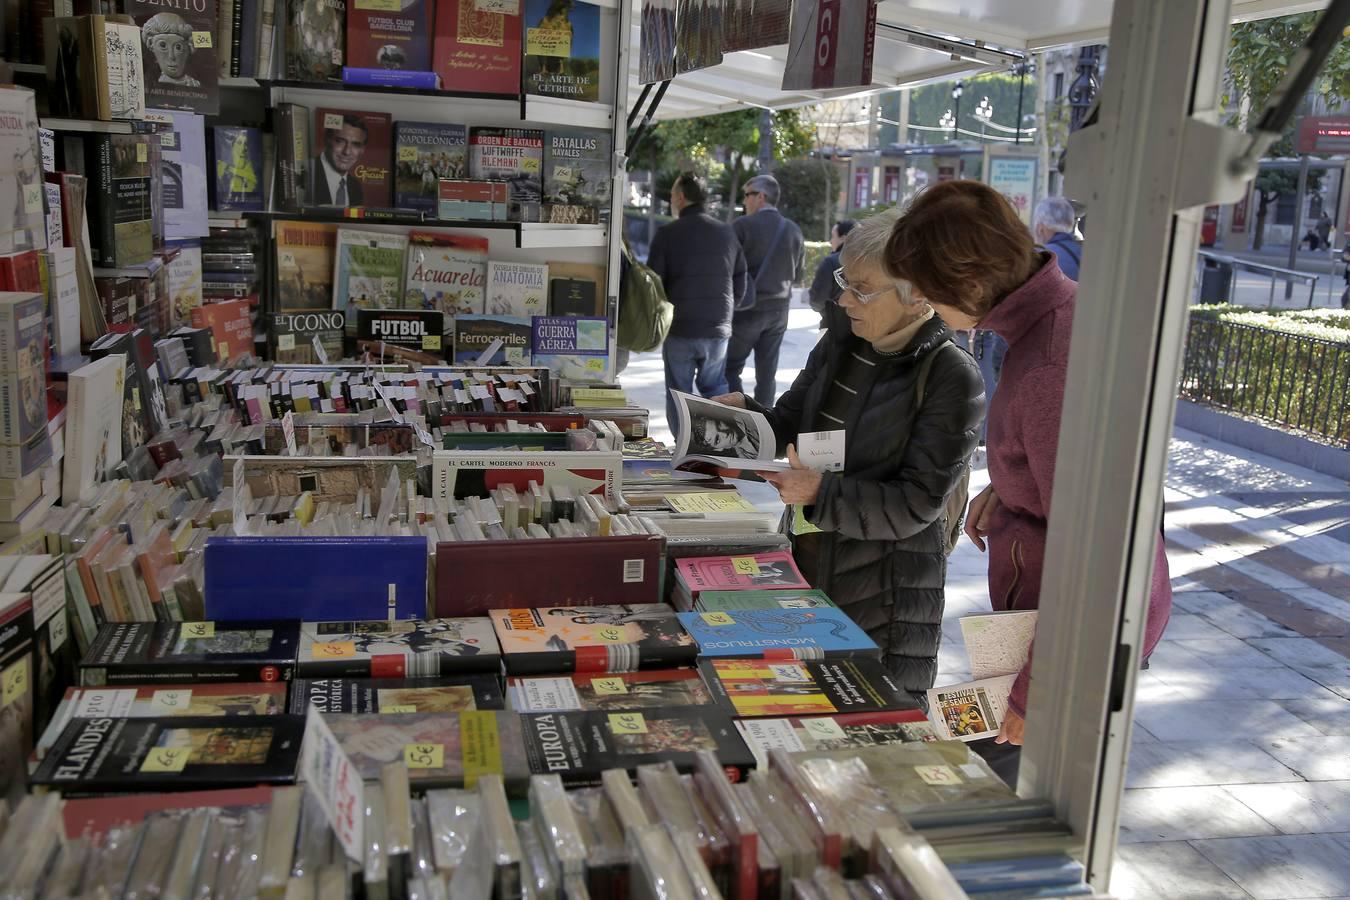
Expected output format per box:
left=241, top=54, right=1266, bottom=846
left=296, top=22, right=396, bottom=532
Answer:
left=625, top=305, right=1350, bottom=898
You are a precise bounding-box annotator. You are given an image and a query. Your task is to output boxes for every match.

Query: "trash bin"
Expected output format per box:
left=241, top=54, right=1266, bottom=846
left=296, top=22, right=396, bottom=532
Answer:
left=1199, top=259, right=1232, bottom=303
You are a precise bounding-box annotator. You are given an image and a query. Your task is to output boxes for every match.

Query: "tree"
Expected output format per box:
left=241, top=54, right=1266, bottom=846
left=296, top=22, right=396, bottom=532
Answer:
left=906, top=72, right=1039, bottom=143
left=776, top=158, right=839, bottom=241
left=1251, top=167, right=1323, bottom=250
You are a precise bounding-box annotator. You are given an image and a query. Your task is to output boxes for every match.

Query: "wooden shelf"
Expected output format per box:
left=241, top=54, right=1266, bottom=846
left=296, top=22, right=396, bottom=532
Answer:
left=227, top=210, right=606, bottom=249
left=6, top=62, right=45, bottom=75
left=40, top=117, right=135, bottom=134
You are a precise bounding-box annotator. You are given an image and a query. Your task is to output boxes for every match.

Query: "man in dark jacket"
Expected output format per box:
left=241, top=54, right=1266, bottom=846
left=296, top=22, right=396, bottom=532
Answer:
left=1033, top=197, right=1082, bottom=282
left=647, top=173, right=748, bottom=433
left=729, top=175, right=806, bottom=407
left=808, top=219, right=856, bottom=322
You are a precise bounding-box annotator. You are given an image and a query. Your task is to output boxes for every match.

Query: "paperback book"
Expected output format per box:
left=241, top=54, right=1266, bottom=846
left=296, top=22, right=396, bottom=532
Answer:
left=288, top=675, right=504, bottom=714
left=489, top=604, right=696, bottom=675
left=155, top=110, right=210, bottom=240
left=78, top=621, right=301, bottom=687
left=543, top=128, right=611, bottom=223
left=404, top=232, right=489, bottom=318
left=210, top=126, right=264, bottom=212
left=926, top=675, right=1017, bottom=742
left=670, top=390, right=789, bottom=474
left=189, top=298, right=252, bottom=362
left=357, top=308, right=446, bottom=354
left=486, top=261, right=548, bottom=317
left=431, top=449, right=620, bottom=501
left=674, top=550, right=808, bottom=603
left=0, top=292, right=55, bottom=479
left=506, top=669, right=715, bottom=713
left=430, top=0, right=523, bottom=95
left=325, top=710, right=531, bottom=789
left=275, top=220, right=337, bottom=311
left=468, top=127, right=544, bottom=222
left=124, top=0, right=221, bottom=115
left=61, top=356, right=124, bottom=504
left=334, top=228, right=409, bottom=333
left=275, top=103, right=313, bottom=212
left=679, top=608, right=880, bottom=659
left=522, top=0, right=601, bottom=102
left=286, top=0, right=347, bottom=81
left=86, top=134, right=155, bottom=268
left=347, top=0, right=432, bottom=71
left=698, top=657, right=913, bottom=717
left=531, top=314, right=607, bottom=379
left=310, top=108, right=394, bottom=208
left=269, top=311, right=345, bottom=363
left=393, top=122, right=468, bottom=214
left=960, top=610, right=1038, bottom=681
left=297, top=618, right=501, bottom=677
left=452, top=314, right=532, bottom=365
left=0, top=593, right=33, bottom=804
left=734, top=709, right=936, bottom=771
left=695, top=589, right=838, bottom=612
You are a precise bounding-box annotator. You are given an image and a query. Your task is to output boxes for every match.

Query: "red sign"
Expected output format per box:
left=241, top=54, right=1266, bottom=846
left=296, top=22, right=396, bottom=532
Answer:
left=853, top=170, right=871, bottom=209
left=1296, top=117, right=1350, bottom=154
left=883, top=167, right=901, bottom=203
left=813, top=0, right=840, bottom=88
left=1232, top=191, right=1249, bottom=233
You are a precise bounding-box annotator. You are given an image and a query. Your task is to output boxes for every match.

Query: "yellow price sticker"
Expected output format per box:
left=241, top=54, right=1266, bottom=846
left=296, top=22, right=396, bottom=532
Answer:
left=607, top=712, right=647, bottom=734
left=136, top=142, right=148, bottom=163
left=585, top=357, right=605, bottom=372
left=382, top=704, right=417, bottom=714
left=312, top=641, right=356, bottom=659
left=191, top=30, right=213, bottom=48
left=324, top=113, right=344, bottom=130
left=520, top=157, right=541, bottom=173
left=398, top=146, right=419, bottom=162
left=141, top=746, right=191, bottom=773
left=218, top=340, right=231, bottom=361
left=594, top=626, right=624, bottom=643
left=150, top=689, right=193, bottom=715
left=802, top=717, right=846, bottom=742
left=180, top=622, right=215, bottom=639
left=1, top=659, right=28, bottom=708
left=404, top=743, right=444, bottom=769
left=591, top=677, right=627, bottom=695
left=731, top=557, right=761, bottom=576
left=422, top=334, right=442, bottom=351
left=700, top=612, right=735, bottom=627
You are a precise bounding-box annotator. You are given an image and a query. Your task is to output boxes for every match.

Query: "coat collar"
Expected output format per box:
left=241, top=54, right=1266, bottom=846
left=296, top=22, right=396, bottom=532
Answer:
left=823, top=303, right=954, bottom=362
left=979, top=252, right=1075, bottom=347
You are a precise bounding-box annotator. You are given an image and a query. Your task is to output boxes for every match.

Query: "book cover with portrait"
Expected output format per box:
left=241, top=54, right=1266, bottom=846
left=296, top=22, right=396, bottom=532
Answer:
left=124, top=0, right=220, bottom=115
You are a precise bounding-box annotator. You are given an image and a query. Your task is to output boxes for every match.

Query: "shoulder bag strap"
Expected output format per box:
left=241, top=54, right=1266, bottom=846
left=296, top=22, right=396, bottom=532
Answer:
left=752, top=217, right=790, bottom=284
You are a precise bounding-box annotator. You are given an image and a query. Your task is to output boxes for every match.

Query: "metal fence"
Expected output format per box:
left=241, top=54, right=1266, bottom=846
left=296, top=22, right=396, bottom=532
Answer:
left=1180, top=317, right=1350, bottom=446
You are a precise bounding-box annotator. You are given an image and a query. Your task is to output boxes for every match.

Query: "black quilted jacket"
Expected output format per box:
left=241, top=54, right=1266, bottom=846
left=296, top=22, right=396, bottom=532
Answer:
left=747, top=305, right=985, bottom=703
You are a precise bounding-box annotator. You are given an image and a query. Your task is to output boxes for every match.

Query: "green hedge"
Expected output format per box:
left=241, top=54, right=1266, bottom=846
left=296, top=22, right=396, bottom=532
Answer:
left=799, top=241, right=832, bottom=287
left=1190, top=304, right=1350, bottom=344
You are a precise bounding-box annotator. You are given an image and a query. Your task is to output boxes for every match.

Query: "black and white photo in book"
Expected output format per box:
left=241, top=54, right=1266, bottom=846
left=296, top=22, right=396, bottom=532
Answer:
left=639, top=0, right=677, bottom=84
left=671, top=391, right=788, bottom=472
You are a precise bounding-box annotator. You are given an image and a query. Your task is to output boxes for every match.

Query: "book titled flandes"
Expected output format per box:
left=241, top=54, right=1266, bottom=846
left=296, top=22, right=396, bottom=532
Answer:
left=298, top=618, right=501, bottom=677
left=490, top=604, right=696, bottom=675
left=507, top=668, right=715, bottom=713
left=698, top=657, right=915, bottom=718
left=30, top=714, right=305, bottom=794
left=678, top=607, right=880, bottom=660
left=289, top=675, right=504, bottom=714
left=78, top=621, right=301, bottom=686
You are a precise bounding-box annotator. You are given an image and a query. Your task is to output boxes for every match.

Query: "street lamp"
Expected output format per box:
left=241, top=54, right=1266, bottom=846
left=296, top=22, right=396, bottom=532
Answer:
left=974, top=96, right=993, bottom=142
left=939, top=109, right=955, bottom=140
left=952, top=81, right=964, bottom=141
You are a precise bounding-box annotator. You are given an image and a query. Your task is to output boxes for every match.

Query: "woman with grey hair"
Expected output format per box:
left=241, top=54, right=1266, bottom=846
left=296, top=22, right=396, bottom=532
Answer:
left=713, top=209, right=985, bottom=705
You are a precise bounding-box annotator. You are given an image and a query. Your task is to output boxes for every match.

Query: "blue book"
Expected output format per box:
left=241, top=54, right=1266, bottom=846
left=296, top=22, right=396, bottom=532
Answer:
left=676, top=608, right=880, bottom=659
left=343, top=68, right=441, bottom=89
left=204, top=536, right=428, bottom=622
left=950, top=855, right=1085, bottom=892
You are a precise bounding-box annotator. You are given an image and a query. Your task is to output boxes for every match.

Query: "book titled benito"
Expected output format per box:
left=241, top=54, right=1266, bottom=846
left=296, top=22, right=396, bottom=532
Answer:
left=679, top=608, right=879, bottom=660
left=468, top=128, right=544, bottom=223
left=78, top=621, right=301, bottom=686
left=297, top=618, right=501, bottom=677
left=123, top=0, right=220, bottom=115
left=347, top=0, right=432, bottom=71
left=523, top=0, right=601, bottom=102
left=507, top=668, right=714, bottom=713
left=393, top=122, right=468, bottom=214
left=697, top=657, right=913, bottom=719
left=288, top=675, right=504, bottom=714
left=490, top=604, right=696, bottom=675
left=31, top=715, right=305, bottom=794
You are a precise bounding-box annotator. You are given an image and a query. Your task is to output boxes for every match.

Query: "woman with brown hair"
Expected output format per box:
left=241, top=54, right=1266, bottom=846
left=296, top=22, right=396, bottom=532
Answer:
left=884, top=180, right=1172, bottom=776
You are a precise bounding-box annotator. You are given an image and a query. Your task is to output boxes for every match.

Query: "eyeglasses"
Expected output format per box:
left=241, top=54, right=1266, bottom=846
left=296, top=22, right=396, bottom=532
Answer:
left=743, top=190, right=763, bottom=199
left=832, top=268, right=898, bottom=305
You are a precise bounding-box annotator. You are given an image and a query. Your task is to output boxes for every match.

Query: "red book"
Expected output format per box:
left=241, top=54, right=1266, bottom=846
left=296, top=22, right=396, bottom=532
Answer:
left=191, top=298, right=253, bottom=363
left=0, top=251, right=42, bottom=292
left=63, top=787, right=275, bottom=839
left=432, top=0, right=523, bottom=95
left=347, top=0, right=433, bottom=71
left=310, top=108, right=394, bottom=209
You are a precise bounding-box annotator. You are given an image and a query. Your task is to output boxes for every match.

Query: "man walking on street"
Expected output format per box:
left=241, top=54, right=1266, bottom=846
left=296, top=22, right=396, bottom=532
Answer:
left=647, top=173, right=748, bottom=434
left=1033, top=196, right=1082, bottom=281
left=729, top=175, right=805, bottom=407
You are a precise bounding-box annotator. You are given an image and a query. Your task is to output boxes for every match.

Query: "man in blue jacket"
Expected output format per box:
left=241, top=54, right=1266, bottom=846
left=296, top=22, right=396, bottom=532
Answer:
left=1033, top=196, right=1082, bottom=281
left=647, top=173, right=748, bottom=435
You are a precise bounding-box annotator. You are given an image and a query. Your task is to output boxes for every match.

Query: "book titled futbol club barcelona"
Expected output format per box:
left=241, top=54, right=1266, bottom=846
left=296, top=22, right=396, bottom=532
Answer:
left=288, top=675, right=505, bottom=714
left=78, top=622, right=301, bottom=687
left=697, top=657, right=914, bottom=718
left=347, top=0, right=432, bottom=71
left=678, top=608, right=880, bottom=659
left=490, top=604, right=696, bottom=675
left=297, top=618, right=501, bottom=677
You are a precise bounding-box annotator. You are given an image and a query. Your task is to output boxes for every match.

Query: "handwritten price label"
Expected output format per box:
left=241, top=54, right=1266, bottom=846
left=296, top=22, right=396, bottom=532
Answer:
left=278, top=334, right=296, bottom=351
left=324, top=113, right=344, bottom=130
left=398, top=146, right=418, bottom=162
left=382, top=705, right=417, bottom=714
left=914, top=764, right=962, bottom=786
left=150, top=689, right=193, bottom=715
left=585, top=358, right=606, bottom=372
left=594, top=627, right=623, bottom=643
left=21, top=183, right=43, bottom=214
left=608, top=713, right=647, bottom=734
left=422, top=334, right=442, bottom=351
left=520, top=157, right=541, bottom=173
left=731, top=557, right=761, bottom=576
left=1, top=659, right=27, bottom=708
left=191, top=30, right=213, bottom=48
left=404, top=743, right=444, bottom=769
left=141, top=746, right=191, bottom=772
left=700, top=612, right=735, bottom=627
left=591, top=677, right=627, bottom=695
left=136, top=142, right=148, bottom=163
left=181, top=622, right=215, bottom=639
left=802, top=718, right=846, bottom=742
left=313, top=641, right=355, bottom=659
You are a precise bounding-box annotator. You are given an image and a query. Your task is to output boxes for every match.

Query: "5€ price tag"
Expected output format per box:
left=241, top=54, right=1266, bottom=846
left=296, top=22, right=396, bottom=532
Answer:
left=608, top=713, right=647, bottom=734
left=141, top=746, right=191, bottom=772
left=405, top=743, right=444, bottom=769
left=181, top=622, right=215, bottom=639
left=700, top=612, right=735, bottom=627
left=731, top=557, right=761, bottom=576
left=591, top=677, right=627, bottom=695
left=1, top=659, right=28, bottom=708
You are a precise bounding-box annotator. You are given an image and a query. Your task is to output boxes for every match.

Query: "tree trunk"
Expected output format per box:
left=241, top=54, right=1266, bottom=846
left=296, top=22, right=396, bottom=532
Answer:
left=727, top=156, right=742, bottom=222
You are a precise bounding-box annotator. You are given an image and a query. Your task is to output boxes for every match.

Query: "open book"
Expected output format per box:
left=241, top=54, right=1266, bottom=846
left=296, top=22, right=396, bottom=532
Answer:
left=671, top=391, right=790, bottom=473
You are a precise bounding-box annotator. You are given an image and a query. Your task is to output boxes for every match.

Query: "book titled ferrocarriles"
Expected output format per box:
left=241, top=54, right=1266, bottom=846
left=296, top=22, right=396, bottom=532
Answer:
left=31, top=715, right=305, bottom=794
left=490, top=604, right=696, bottom=675
left=297, top=618, right=501, bottom=677
left=697, top=657, right=914, bottom=718
left=78, top=621, right=301, bottom=686
left=288, top=675, right=505, bottom=714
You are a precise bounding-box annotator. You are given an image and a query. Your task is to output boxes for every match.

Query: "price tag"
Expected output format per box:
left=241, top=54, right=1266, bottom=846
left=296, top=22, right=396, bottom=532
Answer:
left=585, top=357, right=605, bottom=372
left=914, top=764, right=962, bottom=785
left=324, top=113, right=344, bottom=130
left=520, top=157, right=541, bottom=173
left=404, top=743, right=444, bottom=769
left=160, top=132, right=177, bottom=148
left=607, top=712, right=647, bottom=734
left=1, top=659, right=28, bottom=708
left=552, top=165, right=576, bottom=182
left=218, top=340, right=231, bottom=362
left=313, top=641, right=356, bottom=659
left=136, top=142, right=148, bottom=163
left=312, top=335, right=329, bottom=364
left=356, top=0, right=401, bottom=7
left=382, top=705, right=417, bottom=714
left=22, top=183, right=43, bottom=214
left=150, top=689, right=193, bottom=715
left=141, top=746, right=191, bottom=772
left=278, top=334, right=296, bottom=351
left=731, top=557, right=761, bottom=576
left=802, top=717, right=846, bottom=742
left=700, top=612, right=735, bottom=627
left=591, top=677, right=627, bottom=695
left=282, top=410, right=298, bottom=455
left=474, top=0, right=519, bottom=12
left=331, top=48, right=344, bottom=65
left=191, top=30, right=213, bottom=48
left=398, top=146, right=419, bottom=162
left=594, top=627, right=623, bottom=643
left=768, top=663, right=807, bottom=682
left=422, top=334, right=442, bottom=351
left=181, top=622, right=215, bottom=639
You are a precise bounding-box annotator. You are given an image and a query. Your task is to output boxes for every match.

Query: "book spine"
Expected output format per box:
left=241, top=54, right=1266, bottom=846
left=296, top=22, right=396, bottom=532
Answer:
left=91, top=137, right=115, bottom=268
left=341, top=68, right=438, bottom=89
left=91, top=17, right=112, bottom=121
left=231, top=0, right=245, bottom=77
left=258, top=0, right=276, bottom=77
left=276, top=107, right=296, bottom=213
left=219, top=0, right=235, bottom=78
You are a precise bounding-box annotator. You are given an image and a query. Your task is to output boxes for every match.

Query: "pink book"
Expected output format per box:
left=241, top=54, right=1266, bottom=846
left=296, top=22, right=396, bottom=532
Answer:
left=675, top=551, right=808, bottom=594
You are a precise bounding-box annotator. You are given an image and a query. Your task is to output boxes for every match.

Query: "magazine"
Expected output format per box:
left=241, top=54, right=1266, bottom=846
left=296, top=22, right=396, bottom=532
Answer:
left=926, top=674, right=1017, bottom=742
left=670, top=391, right=788, bottom=473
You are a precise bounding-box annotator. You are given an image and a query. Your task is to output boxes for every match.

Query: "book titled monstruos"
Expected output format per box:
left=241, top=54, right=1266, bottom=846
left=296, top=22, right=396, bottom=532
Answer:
left=432, top=449, right=621, bottom=501
left=696, top=588, right=837, bottom=613
left=324, top=710, right=531, bottom=790
left=490, top=604, right=696, bottom=675
left=507, top=668, right=715, bottom=713
left=468, top=127, right=544, bottom=223
left=297, top=618, right=501, bottom=677
left=393, top=123, right=468, bottom=214
left=31, top=715, right=305, bottom=794
left=679, top=608, right=879, bottom=660
left=78, top=621, right=301, bottom=687
left=543, top=129, right=611, bottom=224
left=522, top=0, right=601, bottom=102
left=698, top=657, right=912, bottom=720
left=334, top=228, right=409, bottom=334
left=734, top=709, right=935, bottom=770
left=288, top=676, right=505, bottom=714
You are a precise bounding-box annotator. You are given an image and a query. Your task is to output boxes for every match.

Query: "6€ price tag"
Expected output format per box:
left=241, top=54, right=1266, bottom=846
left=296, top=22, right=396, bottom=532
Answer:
left=404, top=743, right=444, bottom=769
left=608, top=713, right=647, bottom=734
left=141, top=746, right=191, bottom=772
left=150, top=689, right=193, bottom=715
left=591, top=677, right=627, bottom=695
left=313, top=641, right=355, bottom=659
left=914, top=764, right=962, bottom=785
left=700, top=612, right=735, bottom=627
left=802, top=717, right=846, bottom=742
left=1, top=659, right=28, bottom=708
left=731, top=557, right=761, bottom=576
left=181, top=622, right=215, bottom=639
left=594, top=627, right=624, bottom=643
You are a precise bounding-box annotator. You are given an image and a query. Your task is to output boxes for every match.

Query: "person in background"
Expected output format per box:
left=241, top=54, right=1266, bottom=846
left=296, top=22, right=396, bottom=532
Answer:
left=1033, top=197, right=1083, bottom=282
left=884, top=180, right=1171, bottom=784
left=646, top=173, right=748, bottom=434
left=1316, top=210, right=1333, bottom=252
left=712, top=210, right=985, bottom=706
left=729, top=175, right=806, bottom=407
left=808, top=219, right=858, bottom=323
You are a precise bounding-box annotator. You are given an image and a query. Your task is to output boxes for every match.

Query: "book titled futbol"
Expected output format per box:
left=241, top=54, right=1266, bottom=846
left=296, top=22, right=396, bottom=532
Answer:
left=678, top=608, right=879, bottom=660
left=297, top=618, right=501, bottom=677
left=288, top=676, right=504, bottom=714
left=490, top=604, right=696, bottom=675
left=506, top=668, right=714, bottom=713
left=78, top=622, right=300, bottom=686
left=697, top=657, right=914, bottom=718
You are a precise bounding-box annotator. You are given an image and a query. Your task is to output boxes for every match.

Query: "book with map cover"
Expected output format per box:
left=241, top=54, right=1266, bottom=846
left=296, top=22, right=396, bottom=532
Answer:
left=297, top=618, right=501, bottom=677
left=490, top=604, right=695, bottom=675
left=506, top=668, right=714, bottom=713
left=960, top=610, right=1038, bottom=680
left=697, top=657, right=915, bottom=718
left=288, top=675, right=504, bottom=714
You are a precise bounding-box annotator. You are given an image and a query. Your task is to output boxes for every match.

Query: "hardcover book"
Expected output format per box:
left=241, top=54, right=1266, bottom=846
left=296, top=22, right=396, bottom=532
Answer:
left=404, top=231, right=488, bottom=318
left=519, top=707, right=755, bottom=786
left=346, top=0, right=432, bottom=71
left=733, top=709, right=935, bottom=771
left=0, top=292, right=54, bottom=479
left=189, top=298, right=252, bottom=363
left=310, top=108, right=394, bottom=208
left=124, top=0, right=221, bottom=115
left=324, top=710, right=530, bottom=789
left=286, top=0, right=347, bottom=81
left=43, top=16, right=146, bottom=120
left=696, top=589, right=838, bottom=612
left=468, top=127, right=544, bottom=223
left=78, top=621, right=301, bottom=686
left=485, top=261, right=547, bottom=317
left=60, top=356, right=125, bottom=504
left=431, top=449, right=621, bottom=501
left=507, top=668, right=714, bottom=713
left=288, top=676, right=504, bottom=714
left=31, top=715, right=305, bottom=793
left=210, top=126, right=264, bottom=212
left=333, top=228, right=408, bottom=332
left=275, top=220, right=337, bottom=311
left=548, top=276, right=600, bottom=316
left=155, top=110, right=210, bottom=240
left=452, top=314, right=532, bottom=365
left=86, top=134, right=155, bottom=268
left=393, top=122, right=469, bottom=214
left=431, top=0, right=523, bottom=96
left=101, top=18, right=148, bottom=119
left=357, top=308, right=446, bottom=354
left=674, top=551, right=809, bottom=600
left=269, top=311, right=345, bottom=363
left=522, top=0, right=601, bottom=102
left=697, top=657, right=914, bottom=718
left=489, top=604, right=696, bottom=675
left=678, top=608, right=880, bottom=659
left=275, top=103, right=313, bottom=212
left=532, top=314, right=606, bottom=360
left=297, top=618, right=501, bottom=677
left=0, top=87, right=45, bottom=256
left=543, top=129, right=611, bottom=224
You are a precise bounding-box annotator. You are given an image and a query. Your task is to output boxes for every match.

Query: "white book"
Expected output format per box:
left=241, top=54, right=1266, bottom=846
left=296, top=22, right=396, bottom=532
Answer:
left=485, top=262, right=548, bottom=317
left=959, top=609, right=1038, bottom=680
left=61, top=356, right=127, bottom=505
left=670, top=391, right=789, bottom=474
left=926, top=674, right=1017, bottom=742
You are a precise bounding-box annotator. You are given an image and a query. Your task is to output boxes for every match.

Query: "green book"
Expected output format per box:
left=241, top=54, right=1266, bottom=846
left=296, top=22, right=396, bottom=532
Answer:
left=440, top=433, right=568, bottom=451
left=695, top=589, right=837, bottom=612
